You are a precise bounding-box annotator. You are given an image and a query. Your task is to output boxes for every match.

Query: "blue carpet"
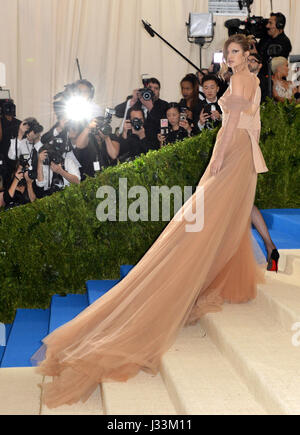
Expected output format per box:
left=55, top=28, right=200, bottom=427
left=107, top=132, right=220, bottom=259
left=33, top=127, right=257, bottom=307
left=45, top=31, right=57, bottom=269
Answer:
left=0, top=310, right=50, bottom=368
left=252, top=208, right=300, bottom=257
left=261, top=209, right=300, bottom=242
left=86, top=280, right=120, bottom=304
left=120, top=265, right=135, bottom=280
left=48, top=294, right=89, bottom=334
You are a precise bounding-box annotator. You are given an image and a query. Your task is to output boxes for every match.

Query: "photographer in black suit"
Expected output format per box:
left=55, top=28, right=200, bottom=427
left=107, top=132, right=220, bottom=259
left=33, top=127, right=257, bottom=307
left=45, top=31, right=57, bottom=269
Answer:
left=0, top=101, right=21, bottom=189
left=197, top=75, right=222, bottom=132
left=115, top=77, right=168, bottom=148
left=257, top=12, right=292, bottom=77
left=111, top=108, right=153, bottom=162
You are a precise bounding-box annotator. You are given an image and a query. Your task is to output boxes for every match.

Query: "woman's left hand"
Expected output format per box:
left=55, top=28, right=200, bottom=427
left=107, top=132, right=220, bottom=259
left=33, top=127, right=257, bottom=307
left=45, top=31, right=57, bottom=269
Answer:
left=210, top=153, right=224, bottom=176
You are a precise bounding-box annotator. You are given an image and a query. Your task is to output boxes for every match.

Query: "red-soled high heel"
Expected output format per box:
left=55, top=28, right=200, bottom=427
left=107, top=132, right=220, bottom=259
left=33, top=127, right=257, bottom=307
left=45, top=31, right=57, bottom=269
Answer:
left=267, top=249, right=280, bottom=272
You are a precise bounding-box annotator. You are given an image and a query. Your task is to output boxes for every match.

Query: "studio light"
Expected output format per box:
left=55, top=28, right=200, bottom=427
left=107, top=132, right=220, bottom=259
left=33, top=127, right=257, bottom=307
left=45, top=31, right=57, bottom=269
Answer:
left=187, top=13, right=213, bottom=38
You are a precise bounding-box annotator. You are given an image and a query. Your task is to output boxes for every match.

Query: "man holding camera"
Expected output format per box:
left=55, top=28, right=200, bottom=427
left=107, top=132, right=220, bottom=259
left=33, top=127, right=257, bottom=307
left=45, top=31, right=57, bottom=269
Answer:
left=257, top=12, right=292, bottom=77
left=115, top=78, right=169, bottom=148
left=110, top=108, right=152, bottom=162
left=36, top=136, right=81, bottom=197
left=7, top=118, right=43, bottom=184
left=197, top=75, right=222, bottom=132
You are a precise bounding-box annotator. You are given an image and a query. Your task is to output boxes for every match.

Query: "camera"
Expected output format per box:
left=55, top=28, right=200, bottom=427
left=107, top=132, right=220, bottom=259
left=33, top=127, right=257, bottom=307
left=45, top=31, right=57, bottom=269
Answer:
left=39, top=138, right=72, bottom=166
left=19, top=154, right=36, bottom=180
left=92, top=108, right=115, bottom=136
left=138, top=87, right=154, bottom=102
left=131, top=117, right=144, bottom=131
left=0, top=100, right=16, bottom=117
left=203, top=104, right=216, bottom=116
left=179, top=107, right=187, bottom=122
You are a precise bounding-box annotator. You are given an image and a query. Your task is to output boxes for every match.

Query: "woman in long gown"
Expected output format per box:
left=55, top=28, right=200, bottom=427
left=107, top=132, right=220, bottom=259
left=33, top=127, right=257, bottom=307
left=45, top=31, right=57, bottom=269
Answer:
left=32, top=34, right=268, bottom=408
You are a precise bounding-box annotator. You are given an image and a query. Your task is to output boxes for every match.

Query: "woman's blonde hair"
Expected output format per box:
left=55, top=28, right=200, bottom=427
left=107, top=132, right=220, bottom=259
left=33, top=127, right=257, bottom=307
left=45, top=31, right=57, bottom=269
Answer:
left=271, top=57, right=288, bottom=74
left=219, top=34, right=256, bottom=79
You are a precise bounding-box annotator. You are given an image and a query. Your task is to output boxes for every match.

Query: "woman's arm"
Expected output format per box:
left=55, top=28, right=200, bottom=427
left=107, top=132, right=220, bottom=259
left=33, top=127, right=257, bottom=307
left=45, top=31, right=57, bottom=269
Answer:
left=210, top=74, right=251, bottom=176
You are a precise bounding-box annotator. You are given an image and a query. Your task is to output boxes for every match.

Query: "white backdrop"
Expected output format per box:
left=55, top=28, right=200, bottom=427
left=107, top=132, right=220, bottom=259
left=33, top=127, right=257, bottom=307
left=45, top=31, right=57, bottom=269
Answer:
left=0, top=0, right=298, bottom=129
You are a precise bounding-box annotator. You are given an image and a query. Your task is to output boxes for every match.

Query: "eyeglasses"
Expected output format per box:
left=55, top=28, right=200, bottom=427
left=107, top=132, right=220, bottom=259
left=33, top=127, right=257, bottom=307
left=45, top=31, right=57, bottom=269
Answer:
left=248, top=59, right=259, bottom=64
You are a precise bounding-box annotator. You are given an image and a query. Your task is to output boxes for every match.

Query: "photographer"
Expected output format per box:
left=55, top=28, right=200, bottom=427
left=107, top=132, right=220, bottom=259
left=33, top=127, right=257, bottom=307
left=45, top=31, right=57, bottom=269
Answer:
left=0, top=162, right=36, bottom=210
left=112, top=108, right=152, bottom=162
left=115, top=77, right=168, bottom=148
left=257, top=12, right=292, bottom=77
left=36, top=136, right=81, bottom=197
left=197, top=75, right=222, bottom=132
left=157, top=102, right=192, bottom=147
left=0, top=101, right=21, bottom=188
left=8, top=117, right=43, bottom=166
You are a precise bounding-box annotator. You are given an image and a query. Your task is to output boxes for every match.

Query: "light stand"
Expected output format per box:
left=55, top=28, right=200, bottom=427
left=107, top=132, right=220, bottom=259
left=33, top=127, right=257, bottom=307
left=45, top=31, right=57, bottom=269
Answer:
left=142, top=20, right=205, bottom=74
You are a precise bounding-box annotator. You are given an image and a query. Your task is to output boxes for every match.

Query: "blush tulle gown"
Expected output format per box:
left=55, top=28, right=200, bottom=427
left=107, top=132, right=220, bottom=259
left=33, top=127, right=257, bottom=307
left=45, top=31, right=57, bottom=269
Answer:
left=32, top=72, right=268, bottom=408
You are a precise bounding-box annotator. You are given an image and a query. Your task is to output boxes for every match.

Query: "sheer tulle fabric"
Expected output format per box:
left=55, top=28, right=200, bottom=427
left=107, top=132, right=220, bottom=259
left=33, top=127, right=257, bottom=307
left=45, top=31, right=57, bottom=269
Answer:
left=32, top=73, right=267, bottom=408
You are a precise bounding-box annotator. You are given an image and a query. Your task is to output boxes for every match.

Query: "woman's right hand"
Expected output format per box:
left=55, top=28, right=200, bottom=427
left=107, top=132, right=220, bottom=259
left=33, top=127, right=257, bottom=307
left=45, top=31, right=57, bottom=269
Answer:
left=15, top=165, right=24, bottom=181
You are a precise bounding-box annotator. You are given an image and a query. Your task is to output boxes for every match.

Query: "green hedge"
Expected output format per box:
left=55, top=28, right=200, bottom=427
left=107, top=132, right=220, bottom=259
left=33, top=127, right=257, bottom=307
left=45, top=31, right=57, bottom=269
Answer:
left=0, top=99, right=299, bottom=323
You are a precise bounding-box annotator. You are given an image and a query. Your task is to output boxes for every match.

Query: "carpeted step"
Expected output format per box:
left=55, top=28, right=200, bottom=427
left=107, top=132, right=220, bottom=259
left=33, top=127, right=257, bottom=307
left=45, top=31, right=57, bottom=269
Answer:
left=200, top=297, right=300, bottom=415
left=102, top=372, right=176, bottom=415
left=160, top=324, right=267, bottom=415
left=1, top=309, right=50, bottom=368
left=0, top=368, right=43, bottom=415
left=258, top=278, right=300, bottom=332
left=48, top=294, right=89, bottom=334
left=86, top=280, right=120, bottom=305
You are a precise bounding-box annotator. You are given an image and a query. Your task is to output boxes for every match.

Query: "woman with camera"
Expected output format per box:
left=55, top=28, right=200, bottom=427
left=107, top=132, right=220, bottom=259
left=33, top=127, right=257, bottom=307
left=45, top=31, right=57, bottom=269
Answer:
left=157, top=102, right=192, bottom=147
left=0, top=162, right=36, bottom=210
left=179, top=73, right=203, bottom=133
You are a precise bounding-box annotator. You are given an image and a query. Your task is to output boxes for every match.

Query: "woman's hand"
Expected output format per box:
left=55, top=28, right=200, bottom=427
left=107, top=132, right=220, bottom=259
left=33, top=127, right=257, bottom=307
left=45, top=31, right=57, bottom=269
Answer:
left=15, top=165, right=24, bottom=181
left=210, top=152, right=224, bottom=176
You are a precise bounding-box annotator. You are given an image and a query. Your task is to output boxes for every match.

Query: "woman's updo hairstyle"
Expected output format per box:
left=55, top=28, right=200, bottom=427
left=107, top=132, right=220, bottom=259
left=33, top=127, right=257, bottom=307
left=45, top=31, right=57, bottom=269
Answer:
left=271, top=57, right=287, bottom=75
left=220, top=34, right=256, bottom=79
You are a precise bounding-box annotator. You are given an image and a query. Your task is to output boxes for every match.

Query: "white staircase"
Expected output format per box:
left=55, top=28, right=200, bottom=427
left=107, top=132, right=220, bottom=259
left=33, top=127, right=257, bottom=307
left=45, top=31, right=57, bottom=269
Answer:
left=0, top=249, right=299, bottom=415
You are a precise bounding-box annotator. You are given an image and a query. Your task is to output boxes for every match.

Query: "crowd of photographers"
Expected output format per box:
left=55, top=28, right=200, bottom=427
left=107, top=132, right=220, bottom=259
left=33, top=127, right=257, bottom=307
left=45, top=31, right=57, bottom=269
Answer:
left=0, top=12, right=299, bottom=211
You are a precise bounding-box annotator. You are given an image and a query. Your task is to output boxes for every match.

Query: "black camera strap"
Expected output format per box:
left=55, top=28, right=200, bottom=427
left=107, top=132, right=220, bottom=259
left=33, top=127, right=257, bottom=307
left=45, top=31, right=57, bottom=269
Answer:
left=15, top=136, right=18, bottom=160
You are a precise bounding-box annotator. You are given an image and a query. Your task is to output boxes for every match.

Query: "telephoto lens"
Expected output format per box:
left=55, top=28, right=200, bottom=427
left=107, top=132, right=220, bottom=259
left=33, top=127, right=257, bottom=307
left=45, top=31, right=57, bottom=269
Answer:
left=138, top=88, right=154, bottom=101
